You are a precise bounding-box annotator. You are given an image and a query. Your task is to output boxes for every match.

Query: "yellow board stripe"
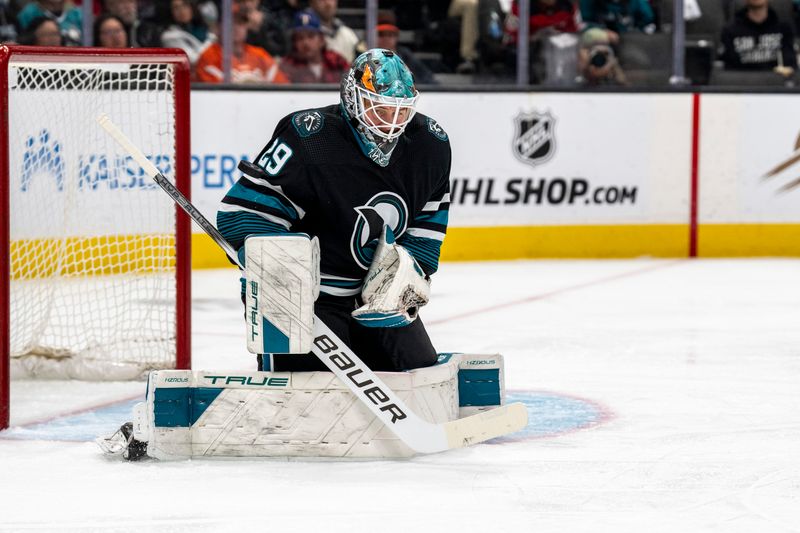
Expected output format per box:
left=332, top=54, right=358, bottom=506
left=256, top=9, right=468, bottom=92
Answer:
left=190, top=225, right=690, bottom=268
left=24, top=224, right=799, bottom=278
left=10, top=234, right=176, bottom=279
left=698, top=224, right=800, bottom=257
left=439, top=225, right=689, bottom=260
left=192, top=232, right=234, bottom=269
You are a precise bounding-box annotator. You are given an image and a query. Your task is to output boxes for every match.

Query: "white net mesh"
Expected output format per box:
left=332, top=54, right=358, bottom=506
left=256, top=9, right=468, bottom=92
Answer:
left=7, top=60, right=180, bottom=380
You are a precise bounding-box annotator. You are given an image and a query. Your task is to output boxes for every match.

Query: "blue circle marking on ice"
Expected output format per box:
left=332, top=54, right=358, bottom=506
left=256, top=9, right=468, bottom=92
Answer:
left=1, top=391, right=610, bottom=444
left=489, top=390, right=611, bottom=443
left=0, top=399, right=141, bottom=442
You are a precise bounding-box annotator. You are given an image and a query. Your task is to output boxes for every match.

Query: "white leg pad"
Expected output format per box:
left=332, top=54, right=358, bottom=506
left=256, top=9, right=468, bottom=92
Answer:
left=132, top=353, right=508, bottom=459
left=140, top=357, right=460, bottom=459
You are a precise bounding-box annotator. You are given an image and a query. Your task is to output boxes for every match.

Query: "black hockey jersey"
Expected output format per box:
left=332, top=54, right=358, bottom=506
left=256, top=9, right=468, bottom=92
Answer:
left=217, top=104, right=452, bottom=297
left=720, top=7, right=797, bottom=70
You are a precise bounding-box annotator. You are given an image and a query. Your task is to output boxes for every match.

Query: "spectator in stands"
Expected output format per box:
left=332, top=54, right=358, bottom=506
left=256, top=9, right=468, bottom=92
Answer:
left=137, top=0, right=157, bottom=19
left=1, top=0, right=18, bottom=43
left=381, top=0, right=426, bottom=31
left=262, top=0, right=303, bottom=30
left=102, top=0, right=161, bottom=47
left=161, top=0, right=215, bottom=67
left=234, top=0, right=290, bottom=57
left=19, top=15, right=63, bottom=45
left=720, top=0, right=797, bottom=76
left=101, top=0, right=135, bottom=32
left=195, top=6, right=289, bottom=84
left=375, top=9, right=437, bottom=84
left=447, top=0, right=480, bottom=73
left=279, top=9, right=349, bottom=83
left=17, top=0, right=82, bottom=45
left=580, top=0, right=655, bottom=40
left=308, top=0, right=360, bottom=62
left=467, top=0, right=512, bottom=78
left=197, top=0, right=219, bottom=29
left=576, top=26, right=627, bottom=85
left=502, top=0, right=583, bottom=81
left=506, top=0, right=582, bottom=42
left=94, top=12, right=128, bottom=47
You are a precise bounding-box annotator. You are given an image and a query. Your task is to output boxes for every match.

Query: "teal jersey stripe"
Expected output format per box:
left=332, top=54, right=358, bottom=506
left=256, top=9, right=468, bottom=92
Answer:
left=223, top=182, right=299, bottom=220
left=321, top=278, right=362, bottom=289
left=400, top=234, right=442, bottom=275
left=414, top=210, right=449, bottom=226
left=217, top=211, right=288, bottom=250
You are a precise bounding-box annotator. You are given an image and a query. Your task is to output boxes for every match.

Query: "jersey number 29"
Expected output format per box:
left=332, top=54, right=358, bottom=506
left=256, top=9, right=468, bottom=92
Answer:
left=258, top=139, right=293, bottom=175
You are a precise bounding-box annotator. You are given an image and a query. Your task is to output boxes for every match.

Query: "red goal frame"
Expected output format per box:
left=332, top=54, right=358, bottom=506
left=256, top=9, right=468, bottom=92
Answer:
left=0, top=46, right=192, bottom=430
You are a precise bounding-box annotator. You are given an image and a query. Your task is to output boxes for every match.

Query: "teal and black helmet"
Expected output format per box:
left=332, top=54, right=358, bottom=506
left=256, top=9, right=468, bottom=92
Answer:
left=340, top=49, right=419, bottom=166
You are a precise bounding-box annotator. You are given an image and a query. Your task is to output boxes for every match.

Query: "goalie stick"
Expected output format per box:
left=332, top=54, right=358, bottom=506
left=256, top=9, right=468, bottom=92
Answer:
left=96, top=113, right=528, bottom=454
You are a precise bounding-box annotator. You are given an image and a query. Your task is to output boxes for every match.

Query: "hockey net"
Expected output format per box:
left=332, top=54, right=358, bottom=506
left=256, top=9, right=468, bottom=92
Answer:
left=1, top=47, right=192, bottom=429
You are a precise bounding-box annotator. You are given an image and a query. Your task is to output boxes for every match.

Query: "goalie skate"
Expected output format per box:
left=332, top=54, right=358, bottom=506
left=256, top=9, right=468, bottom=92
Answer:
left=96, top=422, right=148, bottom=461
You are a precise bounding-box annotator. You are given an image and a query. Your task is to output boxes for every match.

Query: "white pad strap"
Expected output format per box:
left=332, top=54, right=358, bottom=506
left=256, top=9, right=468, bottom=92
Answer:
left=244, top=234, right=320, bottom=354
left=352, top=226, right=430, bottom=328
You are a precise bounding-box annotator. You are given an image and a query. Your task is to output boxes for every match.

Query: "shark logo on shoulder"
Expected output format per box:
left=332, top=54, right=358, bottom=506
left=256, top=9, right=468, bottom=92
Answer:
left=292, top=110, right=324, bottom=138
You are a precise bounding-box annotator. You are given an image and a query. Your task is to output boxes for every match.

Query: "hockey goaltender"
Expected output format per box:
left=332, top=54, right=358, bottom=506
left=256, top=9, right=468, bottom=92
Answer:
left=98, top=49, right=527, bottom=460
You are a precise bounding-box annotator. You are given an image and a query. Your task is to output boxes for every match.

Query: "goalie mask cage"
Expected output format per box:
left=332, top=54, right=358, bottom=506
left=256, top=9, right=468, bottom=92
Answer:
left=0, top=46, right=192, bottom=430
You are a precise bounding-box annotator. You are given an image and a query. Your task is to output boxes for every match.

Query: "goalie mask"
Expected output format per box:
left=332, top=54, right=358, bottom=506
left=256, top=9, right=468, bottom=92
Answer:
left=340, top=48, right=419, bottom=167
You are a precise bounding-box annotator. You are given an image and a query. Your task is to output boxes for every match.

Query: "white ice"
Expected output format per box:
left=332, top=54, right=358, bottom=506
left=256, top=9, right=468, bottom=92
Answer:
left=1, top=259, right=799, bottom=533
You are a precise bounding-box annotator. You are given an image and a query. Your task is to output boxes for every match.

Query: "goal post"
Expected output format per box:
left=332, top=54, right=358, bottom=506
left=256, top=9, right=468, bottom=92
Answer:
left=0, top=46, right=192, bottom=430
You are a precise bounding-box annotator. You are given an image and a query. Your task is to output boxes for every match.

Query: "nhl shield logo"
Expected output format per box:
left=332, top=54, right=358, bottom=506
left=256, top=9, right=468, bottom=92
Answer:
left=512, top=111, right=556, bottom=166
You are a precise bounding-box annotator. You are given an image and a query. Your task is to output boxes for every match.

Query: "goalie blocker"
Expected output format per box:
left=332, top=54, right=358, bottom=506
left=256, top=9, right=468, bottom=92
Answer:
left=243, top=234, right=320, bottom=355
left=101, top=353, right=508, bottom=459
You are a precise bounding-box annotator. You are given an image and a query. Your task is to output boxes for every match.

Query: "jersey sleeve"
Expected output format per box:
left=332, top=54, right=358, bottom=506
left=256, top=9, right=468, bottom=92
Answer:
left=397, top=116, right=452, bottom=277
left=216, top=116, right=313, bottom=254
left=399, top=175, right=451, bottom=277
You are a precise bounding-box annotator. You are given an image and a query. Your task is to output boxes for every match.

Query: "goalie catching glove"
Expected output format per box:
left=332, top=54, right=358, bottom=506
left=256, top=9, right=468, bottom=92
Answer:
left=352, top=226, right=430, bottom=328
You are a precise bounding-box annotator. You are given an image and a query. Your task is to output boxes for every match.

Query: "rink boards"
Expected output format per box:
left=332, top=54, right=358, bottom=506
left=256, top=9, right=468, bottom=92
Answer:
left=187, top=90, right=800, bottom=264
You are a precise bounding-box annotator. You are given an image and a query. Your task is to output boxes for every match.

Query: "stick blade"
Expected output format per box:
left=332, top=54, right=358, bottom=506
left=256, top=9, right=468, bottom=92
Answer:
left=443, top=402, right=528, bottom=450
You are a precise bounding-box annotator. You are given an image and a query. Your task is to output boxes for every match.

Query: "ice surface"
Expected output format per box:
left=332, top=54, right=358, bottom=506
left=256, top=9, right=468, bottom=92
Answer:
left=2, top=259, right=799, bottom=532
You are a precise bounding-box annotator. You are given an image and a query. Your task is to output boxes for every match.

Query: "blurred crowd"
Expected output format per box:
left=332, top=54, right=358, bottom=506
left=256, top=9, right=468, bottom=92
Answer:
left=1, top=0, right=798, bottom=87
